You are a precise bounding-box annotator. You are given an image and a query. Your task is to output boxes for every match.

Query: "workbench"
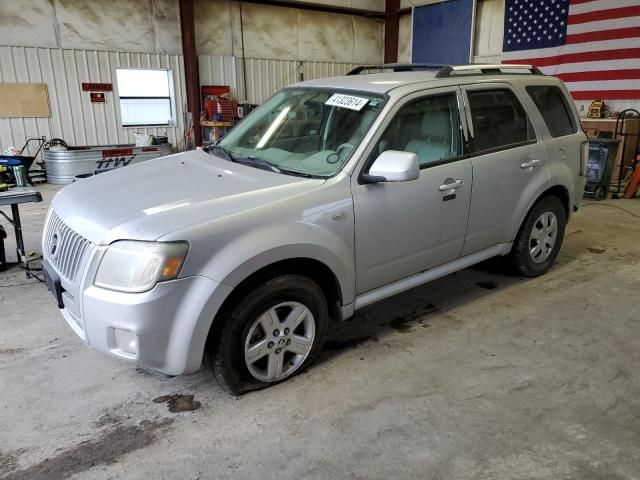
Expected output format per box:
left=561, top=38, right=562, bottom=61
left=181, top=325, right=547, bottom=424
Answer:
left=0, top=186, right=43, bottom=277
left=201, top=120, right=234, bottom=144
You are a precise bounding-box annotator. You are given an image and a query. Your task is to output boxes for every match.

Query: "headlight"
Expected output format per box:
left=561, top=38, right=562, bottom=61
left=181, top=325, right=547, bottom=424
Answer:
left=94, top=241, right=189, bottom=293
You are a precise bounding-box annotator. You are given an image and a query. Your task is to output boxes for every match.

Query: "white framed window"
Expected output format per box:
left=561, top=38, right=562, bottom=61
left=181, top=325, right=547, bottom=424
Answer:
left=116, top=68, right=175, bottom=127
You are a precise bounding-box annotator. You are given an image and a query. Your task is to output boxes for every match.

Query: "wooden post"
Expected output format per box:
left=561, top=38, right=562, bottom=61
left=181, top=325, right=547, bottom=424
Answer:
left=384, top=0, right=401, bottom=64
left=179, top=0, right=201, bottom=147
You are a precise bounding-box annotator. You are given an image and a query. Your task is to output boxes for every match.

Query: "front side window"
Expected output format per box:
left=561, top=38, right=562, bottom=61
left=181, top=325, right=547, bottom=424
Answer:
left=467, top=89, right=535, bottom=153
left=219, top=89, right=385, bottom=177
left=526, top=85, right=578, bottom=138
left=374, top=94, right=462, bottom=167
left=116, top=69, right=174, bottom=127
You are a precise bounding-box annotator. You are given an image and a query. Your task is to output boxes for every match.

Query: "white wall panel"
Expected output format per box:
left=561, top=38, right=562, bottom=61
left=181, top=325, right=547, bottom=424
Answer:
left=398, top=13, right=413, bottom=63
left=196, top=1, right=383, bottom=64
left=235, top=58, right=300, bottom=104
left=0, top=46, right=187, bottom=156
left=231, top=58, right=359, bottom=104
left=198, top=55, right=239, bottom=96
left=474, top=0, right=504, bottom=59
left=302, top=61, right=358, bottom=81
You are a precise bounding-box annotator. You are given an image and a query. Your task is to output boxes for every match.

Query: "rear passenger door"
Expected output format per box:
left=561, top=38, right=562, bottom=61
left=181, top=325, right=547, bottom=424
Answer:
left=460, top=83, right=548, bottom=256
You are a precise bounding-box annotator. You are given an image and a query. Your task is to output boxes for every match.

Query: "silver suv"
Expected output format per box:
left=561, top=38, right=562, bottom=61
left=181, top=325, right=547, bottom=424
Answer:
left=42, top=64, right=587, bottom=394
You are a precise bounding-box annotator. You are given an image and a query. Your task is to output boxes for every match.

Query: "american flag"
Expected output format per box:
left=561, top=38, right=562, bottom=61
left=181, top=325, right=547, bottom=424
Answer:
left=502, top=0, right=640, bottom=100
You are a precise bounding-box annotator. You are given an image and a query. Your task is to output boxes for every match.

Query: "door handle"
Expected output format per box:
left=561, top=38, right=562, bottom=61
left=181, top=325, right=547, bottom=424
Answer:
left=521, top=159, right=541, bottom=169
left=439, top=178, right=464, bottom=191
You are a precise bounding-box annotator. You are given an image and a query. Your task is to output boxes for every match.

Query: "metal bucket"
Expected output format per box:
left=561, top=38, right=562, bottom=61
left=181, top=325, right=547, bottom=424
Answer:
left=44, top=143, right=174, bottom=184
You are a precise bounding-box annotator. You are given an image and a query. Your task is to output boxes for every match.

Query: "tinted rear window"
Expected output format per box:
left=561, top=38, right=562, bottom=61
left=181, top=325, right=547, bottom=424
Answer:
left=467, top=89, right=535, bottom=153
left=526, top=85, right=577, bottom=138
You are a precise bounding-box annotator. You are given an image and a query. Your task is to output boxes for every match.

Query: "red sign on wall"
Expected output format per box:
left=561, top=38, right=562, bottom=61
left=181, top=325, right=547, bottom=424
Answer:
left=90, top=92, right=105, bottom=103
left=102, top=148, right=133, bottom=158
left=82, top=82, right=113, bottom=92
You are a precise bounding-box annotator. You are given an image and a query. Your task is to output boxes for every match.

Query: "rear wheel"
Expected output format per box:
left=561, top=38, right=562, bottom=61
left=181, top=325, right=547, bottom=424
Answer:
left=508, top=196, right=566, bottom=277
left=204, top=275, right=329, bottom=395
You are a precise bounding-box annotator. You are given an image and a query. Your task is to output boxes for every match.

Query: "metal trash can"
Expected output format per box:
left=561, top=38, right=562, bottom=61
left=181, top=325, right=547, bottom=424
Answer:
left=44, top=142, right=173, bottom=184
left=584, top=138, right=620, bottom=201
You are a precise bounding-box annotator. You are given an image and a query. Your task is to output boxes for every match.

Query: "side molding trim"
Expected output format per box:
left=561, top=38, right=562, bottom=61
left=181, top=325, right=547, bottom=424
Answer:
left=353, top=243, right=513, bottom=310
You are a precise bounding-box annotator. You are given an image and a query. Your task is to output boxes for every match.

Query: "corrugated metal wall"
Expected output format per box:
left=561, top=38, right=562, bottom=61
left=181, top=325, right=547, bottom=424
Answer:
left=302, top=62, right=358, bottom=81
left=200, top=56, right=358, bottom=104
left=0, top=47, right=362, bottom=155
left=0, top=46, right=187, bottom=156
left=235, top=58, right=300, bottom=104
left=198, top=55, right=238, bottom=95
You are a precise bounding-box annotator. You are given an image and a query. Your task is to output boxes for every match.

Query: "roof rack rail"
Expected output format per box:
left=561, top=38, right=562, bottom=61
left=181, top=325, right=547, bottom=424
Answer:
left=435, top=64, right=544, bottom=78
left=347, top=63, right=446, bottom=75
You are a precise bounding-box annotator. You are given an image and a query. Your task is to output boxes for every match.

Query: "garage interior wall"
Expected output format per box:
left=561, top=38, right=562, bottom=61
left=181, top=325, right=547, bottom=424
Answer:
left=0, top=0, right=383, bottom=154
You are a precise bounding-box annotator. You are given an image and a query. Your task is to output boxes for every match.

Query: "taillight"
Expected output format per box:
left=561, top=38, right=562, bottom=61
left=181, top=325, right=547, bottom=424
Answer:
left=580, top=141, right=588, bottom=176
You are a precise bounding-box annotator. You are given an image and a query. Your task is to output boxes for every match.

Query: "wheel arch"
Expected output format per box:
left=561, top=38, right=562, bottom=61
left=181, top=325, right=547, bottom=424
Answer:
left=512, top=183, right=570, bottom=243
left=202, top=257, right=344, bottom=361
left=221, top=257, right=343, bottom=320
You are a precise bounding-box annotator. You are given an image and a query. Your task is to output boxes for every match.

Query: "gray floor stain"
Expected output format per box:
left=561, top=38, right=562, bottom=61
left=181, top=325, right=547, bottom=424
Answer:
left=2, top=419, right=173, bottom=480
left=153, top=394, right=201, bottom=413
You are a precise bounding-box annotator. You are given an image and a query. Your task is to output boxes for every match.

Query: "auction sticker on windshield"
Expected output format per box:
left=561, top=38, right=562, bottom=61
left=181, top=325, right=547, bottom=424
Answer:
left=325, top=94, right=369, bottom=111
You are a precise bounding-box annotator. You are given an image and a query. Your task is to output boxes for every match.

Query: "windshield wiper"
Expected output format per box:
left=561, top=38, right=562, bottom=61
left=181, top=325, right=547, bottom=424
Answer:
left=208, top=146, right=314, bottom=177
left=232, top=155, right=281, bottom=173
left=276, top=167, right=324, bottom=179
left=207, top=144, right=233, bottom=162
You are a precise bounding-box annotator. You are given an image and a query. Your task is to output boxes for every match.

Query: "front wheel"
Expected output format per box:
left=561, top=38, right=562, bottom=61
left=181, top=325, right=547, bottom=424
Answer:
left=204, top=275, right=329, bottom=395
left=508, top=196, right=566, bottom=277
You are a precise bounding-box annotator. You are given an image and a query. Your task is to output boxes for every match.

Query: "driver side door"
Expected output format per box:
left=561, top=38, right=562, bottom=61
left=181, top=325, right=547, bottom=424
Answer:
left=351, top=88, right=473, bottom=294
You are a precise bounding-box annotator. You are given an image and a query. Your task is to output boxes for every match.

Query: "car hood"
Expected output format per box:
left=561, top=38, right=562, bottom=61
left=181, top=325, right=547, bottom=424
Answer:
left=52, top=149, right=325, bottom=245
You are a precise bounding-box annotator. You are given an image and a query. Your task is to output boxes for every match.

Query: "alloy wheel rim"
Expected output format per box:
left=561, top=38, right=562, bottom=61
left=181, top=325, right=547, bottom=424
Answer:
left=244, top=301, right=315, bottom=382
left=529, top=211, right=558, bottom=264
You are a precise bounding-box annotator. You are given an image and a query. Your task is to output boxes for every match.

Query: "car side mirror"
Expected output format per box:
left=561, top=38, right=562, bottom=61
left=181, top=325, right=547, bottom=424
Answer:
left=363, top=150, right=420, bottom=183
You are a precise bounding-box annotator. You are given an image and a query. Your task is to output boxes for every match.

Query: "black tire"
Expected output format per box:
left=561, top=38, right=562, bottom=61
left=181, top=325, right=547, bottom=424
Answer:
left=204, top=275, right=329, bottom=395
left=594, top=186, right=606, bottom=201
left=508, top=196, right=566, bottom=278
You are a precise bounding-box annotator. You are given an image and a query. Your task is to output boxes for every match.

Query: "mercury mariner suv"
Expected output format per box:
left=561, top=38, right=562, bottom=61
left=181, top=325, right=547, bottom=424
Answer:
left=42, top=64, right=587, bottom=394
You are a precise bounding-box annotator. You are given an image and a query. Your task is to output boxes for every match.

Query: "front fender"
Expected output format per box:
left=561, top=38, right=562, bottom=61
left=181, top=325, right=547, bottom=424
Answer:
left=200, top=222, right=355, bottom=304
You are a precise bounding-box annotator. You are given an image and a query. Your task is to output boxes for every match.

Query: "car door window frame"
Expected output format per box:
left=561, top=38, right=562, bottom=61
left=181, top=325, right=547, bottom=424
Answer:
left=461, top=83, right=539, bottom=157
left=357, top=87, right=469, bottom=184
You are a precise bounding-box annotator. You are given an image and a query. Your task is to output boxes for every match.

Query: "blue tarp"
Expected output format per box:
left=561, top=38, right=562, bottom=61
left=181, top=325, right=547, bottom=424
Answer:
left=412, top=0, right=474, bottom=65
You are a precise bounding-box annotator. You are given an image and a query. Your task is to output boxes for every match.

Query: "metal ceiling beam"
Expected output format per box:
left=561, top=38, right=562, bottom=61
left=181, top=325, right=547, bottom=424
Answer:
left=238, top=0, right=386, bottom=17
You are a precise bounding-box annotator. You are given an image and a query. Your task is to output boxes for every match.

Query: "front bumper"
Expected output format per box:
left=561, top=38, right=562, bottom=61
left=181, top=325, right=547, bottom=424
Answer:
left=60, top=274, right=233, bottom=375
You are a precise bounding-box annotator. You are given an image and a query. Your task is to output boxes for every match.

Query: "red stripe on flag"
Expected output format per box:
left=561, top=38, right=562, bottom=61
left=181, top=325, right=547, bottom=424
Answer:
left=569, top=0, right=597, bottom=4
left=568, top=6, right=640, bottom=25
left=504, top=48, right=640, bottom=67
left=566, top=26, right=640, bottom=44
left=570, top=90, right=640, bottom=100
left=556, top=69, right=640, bottom=82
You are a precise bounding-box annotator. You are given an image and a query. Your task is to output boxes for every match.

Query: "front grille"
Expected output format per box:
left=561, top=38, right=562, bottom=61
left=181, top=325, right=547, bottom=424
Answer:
left=43, top=210, right=92, bottom=282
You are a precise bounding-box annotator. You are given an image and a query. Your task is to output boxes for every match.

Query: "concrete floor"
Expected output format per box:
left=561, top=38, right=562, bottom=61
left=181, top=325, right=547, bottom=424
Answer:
left=1, top=183, right=640, bottom=480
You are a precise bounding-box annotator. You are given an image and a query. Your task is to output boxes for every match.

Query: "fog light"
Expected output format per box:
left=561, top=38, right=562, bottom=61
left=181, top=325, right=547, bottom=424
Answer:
left=114, top=328, right=138, bottom=355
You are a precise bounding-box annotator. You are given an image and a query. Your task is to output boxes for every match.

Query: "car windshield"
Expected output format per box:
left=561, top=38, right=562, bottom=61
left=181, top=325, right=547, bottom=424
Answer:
left=216, top=88, right=385, bottom=177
